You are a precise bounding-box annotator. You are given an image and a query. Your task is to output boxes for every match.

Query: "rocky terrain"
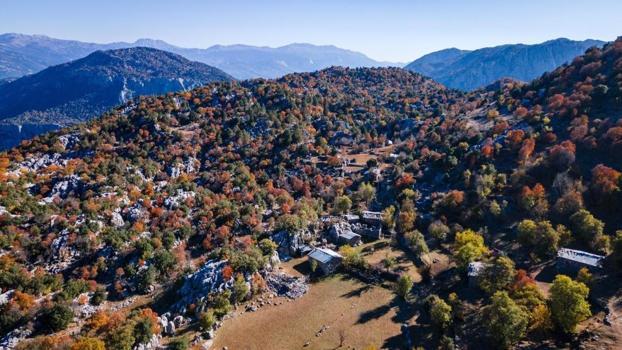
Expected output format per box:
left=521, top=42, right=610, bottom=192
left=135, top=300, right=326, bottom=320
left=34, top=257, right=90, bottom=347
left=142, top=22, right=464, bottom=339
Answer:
left=0, top=37, right=622, bottom=349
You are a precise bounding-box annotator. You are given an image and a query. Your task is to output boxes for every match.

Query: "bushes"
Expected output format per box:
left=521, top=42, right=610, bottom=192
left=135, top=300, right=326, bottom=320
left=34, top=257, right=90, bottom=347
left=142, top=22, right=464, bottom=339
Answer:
left=483, top=291, right=529, bottom=349
left=453, top=229, right=488, bottom=270
left=516, top=220, right=561, bottom=258
left=339, top=245, right=366, bottom=269
left=570, top=209, right=609, bottom=253
left=395, top=274, right=413, bottom=299
left=71, top=337, right=105, bottom=350
left=258, top=238, right=277, bottom=255
left=428, top=220, right=450, bottom=241
left=199, top=310, right=216, bottom=330
left=428, top=295, right=452, bottom=330
left=168, top=336, right=189, bottom=350
left=231, top=274, right=249, bottom=304
left=549, top=275, right=591, bottom=334
left=229, top=247, right=266, bottom=274
left=404, top=230, right=429, bottom=257
left=40, top=303, right=74, bottom=333
left=333, top=195, right=352, bottom=214
left=210, top=290, right=232, bottom=318
left=518, top=183, right=549, bottom=218
left=478, top=256, right=516, bottom=295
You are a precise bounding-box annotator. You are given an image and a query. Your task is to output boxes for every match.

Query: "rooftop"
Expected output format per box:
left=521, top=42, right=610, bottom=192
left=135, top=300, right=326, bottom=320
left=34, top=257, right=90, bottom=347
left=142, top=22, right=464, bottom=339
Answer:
left=362, top=210, right=382, bottom=220
left=308, top=248, right=342, bottom=264
left=339, top=230, right=361, bottom=240
left=557, top=248, right=604, bottom=268
left=467, top=261, right=486, bottom=277
left=343, top=214, right=360, bottom=221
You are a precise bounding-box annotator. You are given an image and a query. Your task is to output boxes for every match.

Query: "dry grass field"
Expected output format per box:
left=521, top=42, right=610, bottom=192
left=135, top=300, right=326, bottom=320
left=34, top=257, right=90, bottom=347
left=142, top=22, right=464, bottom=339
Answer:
left=211, top=274, right=411, bottom=350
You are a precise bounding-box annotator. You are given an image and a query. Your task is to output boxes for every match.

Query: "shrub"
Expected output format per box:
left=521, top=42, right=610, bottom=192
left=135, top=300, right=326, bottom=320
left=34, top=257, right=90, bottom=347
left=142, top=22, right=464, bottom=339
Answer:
left=483, top=291, right=529, bottom=348
left=199, top=310, right=216, bottom=330
left=479, top=256, right=516, bottom=294
left=454, top=229, right=488, bottom=270
left=428, top=295, right=452, bottom=330
left=396, top=275, right=413, bottom=299
left=40, top=303, right=74, bottom=333
left=549, top=275, right=591, bottom=334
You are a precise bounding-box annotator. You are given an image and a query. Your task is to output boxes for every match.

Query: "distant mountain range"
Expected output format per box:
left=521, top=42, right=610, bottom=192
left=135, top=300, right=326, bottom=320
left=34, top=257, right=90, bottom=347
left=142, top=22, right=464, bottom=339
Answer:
left=405, top=38, right=605, bottom=90
left=0, top=47, right=232, bottom=149
left=0, top=33, right=398, bottom=80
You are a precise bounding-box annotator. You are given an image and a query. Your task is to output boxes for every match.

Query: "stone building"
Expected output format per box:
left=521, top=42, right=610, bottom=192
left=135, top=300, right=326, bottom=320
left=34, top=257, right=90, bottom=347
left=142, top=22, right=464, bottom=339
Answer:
left=308, top=248, right=343, bottom=275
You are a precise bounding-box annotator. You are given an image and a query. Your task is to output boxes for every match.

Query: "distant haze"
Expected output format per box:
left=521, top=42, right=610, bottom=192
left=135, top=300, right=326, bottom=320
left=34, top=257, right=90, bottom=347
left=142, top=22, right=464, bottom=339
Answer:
left=0, top=0, right=620, bottom=62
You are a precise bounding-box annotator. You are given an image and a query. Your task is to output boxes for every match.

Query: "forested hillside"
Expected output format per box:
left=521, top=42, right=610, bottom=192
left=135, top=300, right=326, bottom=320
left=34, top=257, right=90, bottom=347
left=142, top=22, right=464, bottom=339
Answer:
left=1, top=38, right=622, bottom=349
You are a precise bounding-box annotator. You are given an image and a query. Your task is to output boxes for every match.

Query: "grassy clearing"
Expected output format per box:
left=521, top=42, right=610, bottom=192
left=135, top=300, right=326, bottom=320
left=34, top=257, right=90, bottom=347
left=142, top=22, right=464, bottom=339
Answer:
left=211, top=274, right=410, bottom=350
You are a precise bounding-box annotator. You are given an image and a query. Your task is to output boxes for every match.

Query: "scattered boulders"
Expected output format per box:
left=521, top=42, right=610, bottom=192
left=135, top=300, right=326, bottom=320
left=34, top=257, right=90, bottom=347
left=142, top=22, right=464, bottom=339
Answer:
left=168, top=157, right=198, bottom=179
left=58, top=134, right=80, bottom=150
left=164, top=189, right=196, bottom=210
left=134, top=334, right=161, bottom=350
left=315, top=324, right=330, bottom=337
left=268, top=251, right=281, bottom=270
left=265, top=273, right=308, bottom=299
left=111, top=211, right=125, bottom=227
left=17, top=153, right=66, bottom=173
left=0, top=290, right=14, bottom=306
left=44, top=175, right=82, bottom=202
left=0, top=327, right=32, bottom=349
left=46, top=229, right=79, bottom=273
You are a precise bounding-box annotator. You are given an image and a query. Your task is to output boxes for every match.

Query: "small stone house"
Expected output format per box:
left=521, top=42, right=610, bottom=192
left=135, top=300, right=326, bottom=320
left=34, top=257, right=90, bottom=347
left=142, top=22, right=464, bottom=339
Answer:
left=329, top=222, right=362, bottom=246
left=308, top=248, right=343, bottom=275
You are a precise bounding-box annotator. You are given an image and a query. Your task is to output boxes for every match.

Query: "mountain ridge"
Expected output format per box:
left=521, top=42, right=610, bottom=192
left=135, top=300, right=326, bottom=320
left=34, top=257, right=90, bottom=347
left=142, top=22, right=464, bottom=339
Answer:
left=0, top=33, right=400, bottom=80
left=0, top=46, right=232, bottom=149
left=405, top=37, right=606, bottom=90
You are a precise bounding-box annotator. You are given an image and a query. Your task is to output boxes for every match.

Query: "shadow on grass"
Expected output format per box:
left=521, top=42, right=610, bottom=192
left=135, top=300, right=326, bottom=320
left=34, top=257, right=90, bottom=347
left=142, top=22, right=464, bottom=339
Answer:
left=341, top=284, right=373, bottom=298
left=292, top=260, right=311, bottom=275
left=356, top=295, right=416, bottom=325
left=357, top=303, right=393, bottom=324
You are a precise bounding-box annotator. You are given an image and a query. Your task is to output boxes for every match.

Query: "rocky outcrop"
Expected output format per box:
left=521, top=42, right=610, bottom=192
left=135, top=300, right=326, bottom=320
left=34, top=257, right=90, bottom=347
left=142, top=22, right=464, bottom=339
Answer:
left=172, top=260, right=233, bottom=314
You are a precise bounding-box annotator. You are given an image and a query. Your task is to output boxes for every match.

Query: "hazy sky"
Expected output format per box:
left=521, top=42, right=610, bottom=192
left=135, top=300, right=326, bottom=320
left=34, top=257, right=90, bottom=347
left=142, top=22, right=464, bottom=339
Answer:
left=1, top=0, right=621, bottom=62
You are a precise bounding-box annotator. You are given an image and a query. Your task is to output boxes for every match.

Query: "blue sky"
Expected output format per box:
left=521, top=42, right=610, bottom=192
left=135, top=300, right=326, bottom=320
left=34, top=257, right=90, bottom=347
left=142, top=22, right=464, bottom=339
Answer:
left=1, top=0, right=621, bottom=62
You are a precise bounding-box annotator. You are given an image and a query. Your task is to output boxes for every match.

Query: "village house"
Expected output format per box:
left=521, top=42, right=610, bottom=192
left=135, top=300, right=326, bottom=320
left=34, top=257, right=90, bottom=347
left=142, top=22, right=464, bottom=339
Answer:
left=352, top=222, right=383, bottom=240
left=329, top=222, right=362, bottom=246
left=308, top=248, right=343, bottom=274
left=556, top=248, right=604, bottom=273
left=342, top=213, right=360, bottom=223
left=361, top=210, right=383, bottom=225
left=271, top=230, right=313, bottom=257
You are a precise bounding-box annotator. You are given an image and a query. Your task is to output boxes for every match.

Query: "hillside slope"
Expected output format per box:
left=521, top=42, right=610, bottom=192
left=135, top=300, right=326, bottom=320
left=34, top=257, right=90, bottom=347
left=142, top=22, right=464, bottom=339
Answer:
left=1, top=38, right=622, bottom=349
left=0, top=47, right=232, bottom=149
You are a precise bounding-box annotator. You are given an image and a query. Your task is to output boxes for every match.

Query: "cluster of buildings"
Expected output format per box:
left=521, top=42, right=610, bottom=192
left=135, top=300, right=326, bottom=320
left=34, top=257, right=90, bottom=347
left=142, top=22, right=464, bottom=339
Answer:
left=271, top=210, right=385, bottom=275
left=467, top=247, right=605, bottom=288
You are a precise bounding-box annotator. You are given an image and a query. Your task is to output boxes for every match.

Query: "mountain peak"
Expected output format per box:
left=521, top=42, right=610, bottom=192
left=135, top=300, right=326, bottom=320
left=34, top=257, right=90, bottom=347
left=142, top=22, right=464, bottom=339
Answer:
left=0, top=46, right=232, bottom=148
